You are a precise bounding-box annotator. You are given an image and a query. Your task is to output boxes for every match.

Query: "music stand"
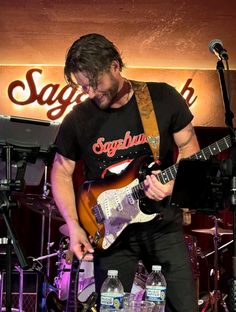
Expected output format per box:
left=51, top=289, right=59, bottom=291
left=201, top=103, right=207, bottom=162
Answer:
left=170, top=158, right=230, bottom=214
left=0, top=115, right=60, bottom=312
left=170, top=157, right=231, bottom=311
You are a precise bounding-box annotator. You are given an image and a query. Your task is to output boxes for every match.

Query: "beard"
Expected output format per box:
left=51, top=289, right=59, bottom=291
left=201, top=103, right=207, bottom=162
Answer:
left=92, top=74, right=120, bottom=110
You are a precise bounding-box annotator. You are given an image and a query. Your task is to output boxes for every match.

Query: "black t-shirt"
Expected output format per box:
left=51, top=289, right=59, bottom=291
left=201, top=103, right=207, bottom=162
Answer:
left=55, top=82, right=193, bottom=181
left=55, top=82, right=193, bottom=228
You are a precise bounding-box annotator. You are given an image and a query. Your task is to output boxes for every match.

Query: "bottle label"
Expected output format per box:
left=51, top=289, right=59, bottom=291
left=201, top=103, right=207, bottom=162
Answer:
left=146, top=285, right=166, bottom=302
left=100, top=293, right=123, bottom=309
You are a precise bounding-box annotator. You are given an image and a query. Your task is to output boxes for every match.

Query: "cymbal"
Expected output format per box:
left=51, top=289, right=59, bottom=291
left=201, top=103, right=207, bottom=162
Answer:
left=59, top=223, right=69, bottom=237
left=192, top=226, right=233, bottom=236
left=14, top=193, right=64, bottom=222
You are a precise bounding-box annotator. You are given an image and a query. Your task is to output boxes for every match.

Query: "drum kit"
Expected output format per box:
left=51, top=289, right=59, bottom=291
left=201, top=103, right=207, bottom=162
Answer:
left=191, top=216, right=233, bottom=312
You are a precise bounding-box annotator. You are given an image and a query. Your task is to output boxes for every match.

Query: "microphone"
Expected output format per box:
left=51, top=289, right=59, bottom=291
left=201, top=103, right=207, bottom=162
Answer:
left=208, top=39, right=228, bottom=60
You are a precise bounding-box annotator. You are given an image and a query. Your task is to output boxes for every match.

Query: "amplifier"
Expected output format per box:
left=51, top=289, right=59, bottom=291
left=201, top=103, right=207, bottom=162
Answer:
left=1, top=270, right=43, bottom=312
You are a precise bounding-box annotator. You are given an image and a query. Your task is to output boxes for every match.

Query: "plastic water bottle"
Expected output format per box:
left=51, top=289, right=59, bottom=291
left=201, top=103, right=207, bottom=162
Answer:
left=100, top=269, right=124, bottom=311
left=145, top=265, right=166, bottom=312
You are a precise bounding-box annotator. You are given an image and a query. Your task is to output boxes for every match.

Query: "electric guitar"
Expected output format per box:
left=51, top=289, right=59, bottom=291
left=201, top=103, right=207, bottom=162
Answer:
left=77, top=134, right=232, bottom=250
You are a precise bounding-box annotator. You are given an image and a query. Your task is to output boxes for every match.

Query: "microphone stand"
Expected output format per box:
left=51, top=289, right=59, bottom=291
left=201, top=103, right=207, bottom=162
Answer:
left=215, top=58, right=236, bottom=311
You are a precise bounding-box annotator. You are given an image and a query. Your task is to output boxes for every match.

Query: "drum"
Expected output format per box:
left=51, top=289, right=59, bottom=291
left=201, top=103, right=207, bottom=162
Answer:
left=77, top=282, right=95, bottom=303
left=53, top=237, right=71, bottom=301
left=54, top=253, right=71, bottom=301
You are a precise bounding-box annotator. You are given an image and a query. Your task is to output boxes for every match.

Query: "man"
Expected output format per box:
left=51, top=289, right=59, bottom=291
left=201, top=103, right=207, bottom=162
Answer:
left=51, top=33, right=200, bottom=311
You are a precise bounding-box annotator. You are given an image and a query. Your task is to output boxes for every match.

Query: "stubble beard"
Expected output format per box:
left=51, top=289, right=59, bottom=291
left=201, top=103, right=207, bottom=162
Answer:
left=93, top=76, right=120, bottom=110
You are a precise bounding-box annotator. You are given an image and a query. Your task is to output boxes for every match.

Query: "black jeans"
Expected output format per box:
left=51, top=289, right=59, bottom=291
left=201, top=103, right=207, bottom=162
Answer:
left=94, top=219, right=198, bottom=312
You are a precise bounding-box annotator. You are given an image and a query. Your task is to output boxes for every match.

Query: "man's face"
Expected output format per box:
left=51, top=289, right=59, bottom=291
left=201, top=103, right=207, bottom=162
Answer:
left=73, top=63, right=121, bottom=110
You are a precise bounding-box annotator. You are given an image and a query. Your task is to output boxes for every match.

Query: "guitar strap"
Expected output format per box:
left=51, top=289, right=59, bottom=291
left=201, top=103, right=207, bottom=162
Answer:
left=131, top=80, right=160, bottom=160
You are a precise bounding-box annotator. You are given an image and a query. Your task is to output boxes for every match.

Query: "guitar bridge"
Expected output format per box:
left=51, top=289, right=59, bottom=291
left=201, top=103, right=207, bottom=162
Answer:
left=92, top=204, right=105, bottom=224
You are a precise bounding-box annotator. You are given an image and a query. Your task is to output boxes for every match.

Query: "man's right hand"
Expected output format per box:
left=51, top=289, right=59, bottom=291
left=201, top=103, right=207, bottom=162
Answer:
left=68, top=222, right=94, bottom=261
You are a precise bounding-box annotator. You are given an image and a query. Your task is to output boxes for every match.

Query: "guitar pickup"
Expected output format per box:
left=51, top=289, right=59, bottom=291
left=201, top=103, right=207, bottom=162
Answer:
left=114, top=193, right=123, bottom=212
left=92, top=204, right=105, bottom=224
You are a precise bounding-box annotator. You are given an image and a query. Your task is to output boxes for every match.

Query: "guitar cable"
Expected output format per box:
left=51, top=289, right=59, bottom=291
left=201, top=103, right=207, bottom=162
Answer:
left=74, top=261, right=80, bottom=312
left=73, top=246, right=99, bottom=311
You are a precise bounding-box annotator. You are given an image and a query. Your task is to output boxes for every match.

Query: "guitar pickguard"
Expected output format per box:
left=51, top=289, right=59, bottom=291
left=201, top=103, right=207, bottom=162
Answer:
left=96, top=178, right=157, bottom=249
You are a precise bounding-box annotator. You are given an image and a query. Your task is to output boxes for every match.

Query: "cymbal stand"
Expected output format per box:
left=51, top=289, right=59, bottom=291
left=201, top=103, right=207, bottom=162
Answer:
left=39, top=165, right=49, bottom=257
left=212, top=216, right=220, bottom=312
left=40, top=209, right=46, bottom=258
left=46, top=203, right=53, bottom=278
left=207, top=216, right=229, bottom=312
left=41, top=164, right=54, bottom=278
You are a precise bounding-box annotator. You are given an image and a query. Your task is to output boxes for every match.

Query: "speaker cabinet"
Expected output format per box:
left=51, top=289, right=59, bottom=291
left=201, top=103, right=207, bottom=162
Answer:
left=1, top=270, right=42, bottom=312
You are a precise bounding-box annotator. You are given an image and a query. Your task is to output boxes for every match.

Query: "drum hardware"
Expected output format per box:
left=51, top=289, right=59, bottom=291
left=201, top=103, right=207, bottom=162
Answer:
left=45, top=246, right=96, bottom=312
left=16, top=193, right=63, bottom=222
left=200, top=240, right=233, bottom=259
left=31, top=250, right=67, bottom=262
left=14, top=164, right=64, bottom=280
left=192, top=227, right=233, bottom=236
left=51, top=236, right=96, bottom=306
left=192, top=216, right=230, bottom=312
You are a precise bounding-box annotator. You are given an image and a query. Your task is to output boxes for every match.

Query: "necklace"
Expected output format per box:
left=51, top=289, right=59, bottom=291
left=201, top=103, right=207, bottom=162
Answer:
left=125, top=79, right=133, bottom=103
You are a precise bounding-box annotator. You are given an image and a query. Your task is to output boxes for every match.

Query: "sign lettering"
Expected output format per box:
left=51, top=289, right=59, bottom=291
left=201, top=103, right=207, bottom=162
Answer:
left=7, top=68, right=197, bottom=120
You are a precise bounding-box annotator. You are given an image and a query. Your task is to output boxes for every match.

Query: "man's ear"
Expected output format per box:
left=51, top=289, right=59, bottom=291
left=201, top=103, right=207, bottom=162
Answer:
left=111, top=60, right=120, bottom=72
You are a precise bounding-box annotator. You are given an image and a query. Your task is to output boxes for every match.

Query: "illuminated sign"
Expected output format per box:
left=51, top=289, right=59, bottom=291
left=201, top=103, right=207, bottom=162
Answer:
left=0, top=66, right=235, bottom=126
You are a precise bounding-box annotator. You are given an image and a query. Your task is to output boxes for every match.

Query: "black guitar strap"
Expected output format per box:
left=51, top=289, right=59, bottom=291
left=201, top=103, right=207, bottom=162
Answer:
left=131, top=80, right=160, bottom=160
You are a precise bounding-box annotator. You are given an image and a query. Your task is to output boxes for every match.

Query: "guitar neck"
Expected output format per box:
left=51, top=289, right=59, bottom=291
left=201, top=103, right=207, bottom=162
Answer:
left=132, top=134, right=232, bottom=198
left=159, top=134, right=231, bottom=184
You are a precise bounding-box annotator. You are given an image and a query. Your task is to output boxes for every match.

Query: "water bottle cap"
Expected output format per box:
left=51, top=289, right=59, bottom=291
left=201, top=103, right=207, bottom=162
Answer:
left=152, top=265, right=162, bottom=271
left=107, top=269, right=118, bottom=276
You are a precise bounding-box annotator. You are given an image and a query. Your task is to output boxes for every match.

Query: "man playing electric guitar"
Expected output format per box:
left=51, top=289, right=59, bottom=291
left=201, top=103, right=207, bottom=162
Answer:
left=51, top=33, right=200, bottom=311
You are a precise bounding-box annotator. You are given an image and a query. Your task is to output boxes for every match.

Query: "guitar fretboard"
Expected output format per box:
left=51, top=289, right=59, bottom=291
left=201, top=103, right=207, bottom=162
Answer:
left=132, top=134, right=231, bottom=199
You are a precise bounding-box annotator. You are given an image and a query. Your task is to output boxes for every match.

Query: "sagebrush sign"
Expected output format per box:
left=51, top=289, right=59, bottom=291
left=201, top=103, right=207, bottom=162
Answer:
left=0, top=66, right=235, bottom=127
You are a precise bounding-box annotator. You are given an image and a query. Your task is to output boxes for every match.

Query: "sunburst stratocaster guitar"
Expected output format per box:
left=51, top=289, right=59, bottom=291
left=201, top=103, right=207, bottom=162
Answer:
left=77, top=134, right=232, bottom=250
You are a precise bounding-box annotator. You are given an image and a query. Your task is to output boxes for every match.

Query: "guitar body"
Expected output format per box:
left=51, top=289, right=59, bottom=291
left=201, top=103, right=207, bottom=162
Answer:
left=76, top=155, right=158, bottom=250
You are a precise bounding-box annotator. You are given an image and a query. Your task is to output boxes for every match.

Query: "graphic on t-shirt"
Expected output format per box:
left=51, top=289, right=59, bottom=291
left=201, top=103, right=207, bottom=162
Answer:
left=101, top=158, right=133, bottom=179
left=92, top=130, right=148, bottom=157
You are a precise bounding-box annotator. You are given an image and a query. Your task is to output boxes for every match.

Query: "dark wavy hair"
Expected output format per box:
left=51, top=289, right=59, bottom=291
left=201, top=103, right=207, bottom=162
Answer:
left=64, top=33, right=124, bottom=88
